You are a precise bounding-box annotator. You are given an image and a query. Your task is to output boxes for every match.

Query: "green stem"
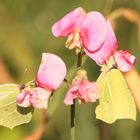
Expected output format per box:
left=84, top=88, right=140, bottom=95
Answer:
left=71, top=102, right=75, bottom=128
left=71, top=52, right=82, bottom=135
left=77, top=52, right=82, bottom=68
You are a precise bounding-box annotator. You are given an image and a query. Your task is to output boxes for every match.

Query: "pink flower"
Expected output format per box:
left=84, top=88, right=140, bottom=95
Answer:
left=30, top=87, right=51, bottom=109
left=64, top=69, right=99, bottom=105
left=84, top=21, right=118, bottom=64
left=78, top=81, right=99, bottom=103
left=16, top=88, right=32, bottom=108
left=52, top=7, right=117, bottom=64
left=36, top=53, right=67, bottom=90
left=52, top=7, right=86, bottom=37
left=113, top=50, right=136, bottom=72
left=16, top=87, right=52, bottom=109
left=17, top=53, right=67, bottom=109
left=64, top=80, right=99, bottom=105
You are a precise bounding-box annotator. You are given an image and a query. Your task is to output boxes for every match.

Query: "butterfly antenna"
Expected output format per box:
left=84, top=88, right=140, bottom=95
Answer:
left=22, top=68, right=28, bottom=83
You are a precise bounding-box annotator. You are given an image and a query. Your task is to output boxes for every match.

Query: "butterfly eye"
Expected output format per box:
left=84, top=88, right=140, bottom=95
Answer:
left=109, top=65, right=117, bottom=70
left=18, top=84, right=25, bottom=90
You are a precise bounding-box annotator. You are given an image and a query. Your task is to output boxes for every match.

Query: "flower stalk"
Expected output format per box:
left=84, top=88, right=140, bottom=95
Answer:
left=71, top=52, right=82, bottom=140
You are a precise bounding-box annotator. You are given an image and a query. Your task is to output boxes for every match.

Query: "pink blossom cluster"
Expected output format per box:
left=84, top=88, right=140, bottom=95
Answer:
left=64, top=69, right=99, bottom=105
left=51, top=7, right=136, bottom=105
left=16, top=7, right=136, bottom=108
left=52, top=7, right=136, bottom=71
left=16, top=53, right=66, bottom=109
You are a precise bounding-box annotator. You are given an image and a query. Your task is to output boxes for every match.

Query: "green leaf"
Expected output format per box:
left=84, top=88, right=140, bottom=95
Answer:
left=0, top=84, right=33, bottom=129
left=95, top=69, right=136, bottom=123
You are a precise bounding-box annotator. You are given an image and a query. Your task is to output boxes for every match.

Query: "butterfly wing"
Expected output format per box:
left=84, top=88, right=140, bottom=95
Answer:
left=95, top=69, right=136, bottom=123
left=0, top=84, right=33, bottom=129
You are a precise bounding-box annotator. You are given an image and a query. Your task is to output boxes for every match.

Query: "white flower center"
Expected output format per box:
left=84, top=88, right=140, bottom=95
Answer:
left=65, top=29, right=83, bottom=54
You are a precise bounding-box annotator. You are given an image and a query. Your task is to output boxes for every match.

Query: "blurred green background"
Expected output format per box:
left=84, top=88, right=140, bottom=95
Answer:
left=0, top=0, right=140, bottom=140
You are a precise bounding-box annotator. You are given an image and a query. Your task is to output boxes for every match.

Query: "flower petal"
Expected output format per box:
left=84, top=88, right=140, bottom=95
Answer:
left=36, top=53, right=67, bottom=90
left=30, top=87, right=51, bottom=109
left=80, top=12, right=107, bottom=52
left=64, top=79, right=99, bottom=105
left=16, top=90, right=31, bottom=107
left=114, top=50, right=136, bottom=72
left=52, top=7, right=86, bottom=37
left=84, top=20, right=117, bottom=64
left=64, top=85, right=79, bottom=105
left=79, top=81, right=99, bottom=103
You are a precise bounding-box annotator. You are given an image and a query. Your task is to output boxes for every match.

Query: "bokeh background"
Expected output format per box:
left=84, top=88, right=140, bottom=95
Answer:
left=0, top=0, right=140, bottom=140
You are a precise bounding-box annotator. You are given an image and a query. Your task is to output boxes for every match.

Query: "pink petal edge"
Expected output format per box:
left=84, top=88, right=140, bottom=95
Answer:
left=84, top=20, right=118, bottom=64
left=114, top=50, right=136, bottom=72
left=52, top=7, right=86, bottom=37
left=64, top=85, right=79, bottom=105
left=78, top=81, right=99, bottom=103
left=16, top=90, right=31, bottom=108
left=81, top=11, right=107, bottom=52
left=36, top=53, right=67, bottom=90
left=64, top=80, right=99, bottom=105
left=30, top=87, right=51, bottom=109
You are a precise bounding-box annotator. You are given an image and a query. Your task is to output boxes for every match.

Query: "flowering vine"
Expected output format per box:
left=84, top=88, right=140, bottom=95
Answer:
left=0, top=7, right=137, bottom=140
left=52, top=6, right=136, bottom=126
